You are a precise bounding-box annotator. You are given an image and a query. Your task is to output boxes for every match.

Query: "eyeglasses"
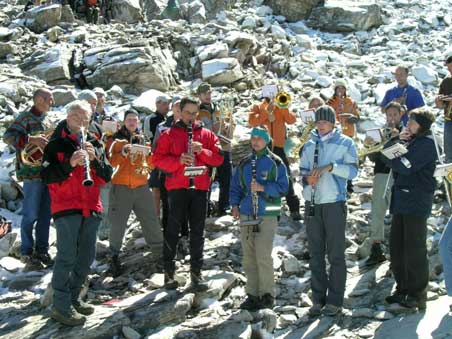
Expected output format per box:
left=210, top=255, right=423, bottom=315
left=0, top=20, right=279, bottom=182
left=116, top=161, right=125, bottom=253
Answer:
left=182, top=110, right=198, bottom=116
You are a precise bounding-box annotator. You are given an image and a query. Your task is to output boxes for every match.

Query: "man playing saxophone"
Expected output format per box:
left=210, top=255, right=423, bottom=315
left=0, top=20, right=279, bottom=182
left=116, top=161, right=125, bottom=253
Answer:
left=107, top=108, right=162, bottom=277
left=40, top=100, right=113, bottom=326
left=3, top=88, right=54, bottom=271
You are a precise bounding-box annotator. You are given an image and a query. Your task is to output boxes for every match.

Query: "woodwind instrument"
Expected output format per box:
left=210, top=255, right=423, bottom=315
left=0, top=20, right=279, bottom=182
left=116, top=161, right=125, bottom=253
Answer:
left=240, top=151, right=262, bottom=228
left=80, top=127, right=94, bottom=187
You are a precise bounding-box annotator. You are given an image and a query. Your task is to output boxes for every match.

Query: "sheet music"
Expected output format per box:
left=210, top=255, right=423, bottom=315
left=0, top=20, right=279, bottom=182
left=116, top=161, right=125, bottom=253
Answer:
left=381, top=143, right=408, bottom=160
left=434, top=163, right=452, bottom=178
left=366, top=129, right=382, bottom=143
left=261, top=85, right=278, bottom=99
left=299, top=109, right=315, bottom=123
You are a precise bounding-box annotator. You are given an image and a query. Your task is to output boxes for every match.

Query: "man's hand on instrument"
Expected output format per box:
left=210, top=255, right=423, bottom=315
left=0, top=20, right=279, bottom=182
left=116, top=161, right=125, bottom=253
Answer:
left=232, top=206, right=240, bottom=220
left=251, top=181, right=264, bottom=192
left=390, top=128, right=400, bottom=138
left=364, top=136, right=377, bottom=146
left=28, top=135, right=48, bottom=149
left=305, top=175, right=319, bottom=187
left=70, top=150, right=87, bottom=167
left=399, top=129, right=412, bottom=142
left=192, top=141, right=202, bottom=154
left=311, top=164, right=333, bottom=177
left=180, top=153, right=194, bottom=165
left=122, top=144, right=132, bottom=156
left=83, top=142, right=95, bottom=161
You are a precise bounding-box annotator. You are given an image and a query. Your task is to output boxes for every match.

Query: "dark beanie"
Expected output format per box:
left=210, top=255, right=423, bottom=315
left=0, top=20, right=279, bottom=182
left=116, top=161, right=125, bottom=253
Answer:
left=315, top=105, right=336, bottom=124
left=124, top=108, right=139, bottom=120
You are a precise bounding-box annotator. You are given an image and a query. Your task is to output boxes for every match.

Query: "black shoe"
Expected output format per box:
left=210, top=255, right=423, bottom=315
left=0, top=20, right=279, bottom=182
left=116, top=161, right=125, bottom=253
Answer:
left=51, top=306, right=86, bottom=326
left=401, top=293, right=427, bottom=310
left=302, top=250, right=311, bottom=261
left=187, top=269, right=208, bottom=292
left=109, top=255, right=121, bottom=277
left=291, top=211, right=302, bottom=221
left=73, top=299, right=95, bottom=315
left=364, top=243, right=386, bottom=266
left=164, top=271, right=179, bottom=290
left=240, top=294, right=260, bottom=311
left=34, top=252, right=54, bottom=268
left=385, top=291, right=406, bottom=304
left=259, top=293, right=275, bottom=309
left=22, top=255, right=44, bottom=272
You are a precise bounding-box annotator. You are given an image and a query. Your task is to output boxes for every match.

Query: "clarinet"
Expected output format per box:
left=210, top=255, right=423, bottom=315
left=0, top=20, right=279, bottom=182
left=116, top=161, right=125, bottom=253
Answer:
left=80, top=127, right=94, bottom=187
left=187, top=122, right=195, bottom=189
left=309, top=142, right=319, bottom=217
left=251, top=151, right=259, bottom=232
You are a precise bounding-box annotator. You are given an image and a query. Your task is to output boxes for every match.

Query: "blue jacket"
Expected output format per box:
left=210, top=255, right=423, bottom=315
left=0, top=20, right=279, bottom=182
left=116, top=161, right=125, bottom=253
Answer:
left=383, top=133, right=437, bottom=218
left=230, top=148, right=289, bottom=217
left=380, top=84, right=425, bottom=125
left=300, top=128, right=358, bottom=204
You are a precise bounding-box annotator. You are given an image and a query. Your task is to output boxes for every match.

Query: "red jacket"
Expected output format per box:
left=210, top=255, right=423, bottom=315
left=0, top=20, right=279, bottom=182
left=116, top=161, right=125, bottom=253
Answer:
left=41, top=121, right=113, bottom=218
left=153, top=120, right=224, bottom=191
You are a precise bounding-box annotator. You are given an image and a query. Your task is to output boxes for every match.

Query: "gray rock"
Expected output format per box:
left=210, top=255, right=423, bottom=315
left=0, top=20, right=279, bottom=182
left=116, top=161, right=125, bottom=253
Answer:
left=47, top=26, right=64, bottom=43
left=201, top=58, right=244, bottom=85
left=111, top=0, right=144, bottom=23
left=24, top=4, right=62, bottom=34
left=52, top=88, right=77, bottom=106
left=185, top=1, right=207, bottom=24
left=0, top=43, right=14, bottom=59
left=143, top=0, right=167, bottom=20
left=283, top=254, right=300, bottom=273
left=1, top=183, right=19, bottom=201
left=307, top=0, right=383, bottom=32
left=60, top=4, right=75, bottom=22
left=197, top=42, right=229, bottom=62
left=265, top=0, right=321, bottom=22
left=122, top=326, right=141, bottom=339
left=412, top=65, right=437, bottom=84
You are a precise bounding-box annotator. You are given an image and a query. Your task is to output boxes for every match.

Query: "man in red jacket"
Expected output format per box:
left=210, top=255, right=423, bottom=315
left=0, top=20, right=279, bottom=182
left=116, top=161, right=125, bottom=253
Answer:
left=41, top=100, right=113, bottom=326
left=153, top=97, right=224, bottom=290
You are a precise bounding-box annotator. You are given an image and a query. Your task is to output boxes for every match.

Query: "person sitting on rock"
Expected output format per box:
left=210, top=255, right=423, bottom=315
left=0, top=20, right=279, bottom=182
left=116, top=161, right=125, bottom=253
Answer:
left=300, top=105, right=358, bottom=317
left=326, top=79, right=360, bottom=139
left=249, top=86, right=301, bottom=221
left=363, top=101, right=404, bottom=267
left=230, top=126, right=289, bottom=311
left=41, top=100, right=112, bottom=326
left=381, top=107, right=436, bottom=310
left=107, top=108, right=162, bottom=277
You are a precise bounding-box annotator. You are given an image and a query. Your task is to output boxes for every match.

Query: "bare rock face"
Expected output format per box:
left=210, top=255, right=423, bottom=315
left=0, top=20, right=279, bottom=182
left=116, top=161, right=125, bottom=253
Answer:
left=307, top=0, right=383, bottom=32
left=84, top=43, right=177, bottom=94
left=110, top=0, right=144, bottom=23
left=23, top=4, right=62, bottom=34
left=264, top=0, right=321, bottom=22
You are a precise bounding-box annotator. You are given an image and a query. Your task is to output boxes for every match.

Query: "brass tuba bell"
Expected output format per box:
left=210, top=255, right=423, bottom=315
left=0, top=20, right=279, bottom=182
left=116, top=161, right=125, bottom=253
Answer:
left=275, top=91, right=291, bottom=109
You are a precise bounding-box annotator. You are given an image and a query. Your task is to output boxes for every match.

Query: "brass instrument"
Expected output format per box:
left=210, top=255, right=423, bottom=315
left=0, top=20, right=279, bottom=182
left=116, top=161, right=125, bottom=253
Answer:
left=292, top=119, right=315, bottom=159
left=358, top=126, right=393, bottom=159
left=183, top=122, right=207, bottom=184
left=439, top=94, right=452, bottom=119
left=129, top=133, right=152, bottom=176
left=274, top=91, right=291, bottom=109
left=21, top=129, right=54, bottom=167
left=217, top=97, right=235, bottom=144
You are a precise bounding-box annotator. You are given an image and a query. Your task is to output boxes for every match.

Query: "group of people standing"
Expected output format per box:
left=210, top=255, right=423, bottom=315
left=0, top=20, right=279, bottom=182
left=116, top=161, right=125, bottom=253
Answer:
left=4, top=52, right=452, bottom=326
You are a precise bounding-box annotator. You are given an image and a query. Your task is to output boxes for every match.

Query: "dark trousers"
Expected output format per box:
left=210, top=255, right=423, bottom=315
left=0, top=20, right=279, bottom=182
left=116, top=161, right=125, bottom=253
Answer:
left=164, top=189, right=208, bottom=272
left=306, top=201, right=347, bottom=307
left=217, top=151, right=232, bottom=212
left=160, top=173, right=188, bottom=237
left=52, top=214, right=99, bottom=315
left=272, top=146, right=300, bottom=213
left=390, top=214, right=429, bottom=297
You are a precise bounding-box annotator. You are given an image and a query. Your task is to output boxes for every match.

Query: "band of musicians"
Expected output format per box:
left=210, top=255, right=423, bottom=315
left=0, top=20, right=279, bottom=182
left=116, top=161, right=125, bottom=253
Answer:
left=4, top=52, right=452, bottom=326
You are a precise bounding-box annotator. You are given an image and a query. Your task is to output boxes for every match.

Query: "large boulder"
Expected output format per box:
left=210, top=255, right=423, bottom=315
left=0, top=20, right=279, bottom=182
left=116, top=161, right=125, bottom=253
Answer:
left=307, top=0, right=383, bottom=32
left=21, top=44, right=73, bottom=84
left=179, top=0, right=238, bottom=19
left=84, top=43, right=177, bottom=94
left=24, top=4, right=62, bottom=34
left=264, top=0, right=321, bottom=22
left=111, top=0, right=144, bottom=23
left=142, top=0, right=167, bottom=20
left=201, top=58, right=244, bottom=85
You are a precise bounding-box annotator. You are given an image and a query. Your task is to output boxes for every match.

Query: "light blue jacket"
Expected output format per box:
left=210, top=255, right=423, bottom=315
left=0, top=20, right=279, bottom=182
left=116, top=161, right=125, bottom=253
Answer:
left=300, top=128, right=358, bottom=204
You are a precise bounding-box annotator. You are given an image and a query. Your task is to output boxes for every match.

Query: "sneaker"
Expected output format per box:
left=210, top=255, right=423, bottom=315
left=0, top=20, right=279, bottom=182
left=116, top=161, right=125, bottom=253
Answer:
left=51, top=306, right=86, bottom=326
left=323, top=304, right=342, bottom=316
left=164, top=271, right=179, bottom=290
left=22, top=255, right=44, bottom=272
left=34, top=252, right=54, bottom=267
left=291, top=211, right=302, bottom=221
left=364, top=243, right=386, bottom=267
left=187, top=269, right=208, bottom=292
left=308, top=304, right=323, bottom=317
left=73, top=299, right=95, bottom=315
left=109, top=255, right=121, bottom=277
left=385, top=291, right=406, bottom=304
left=259, top=293, right=275, bottom=309
left=240, top=294, right=260, bottom=311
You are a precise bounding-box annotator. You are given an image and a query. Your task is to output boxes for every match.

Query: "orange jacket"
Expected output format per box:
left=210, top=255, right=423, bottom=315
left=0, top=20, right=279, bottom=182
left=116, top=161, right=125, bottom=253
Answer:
left=109, top=139, right=154, bottom=189
left=248, top=101, right=297, bottom=148
left=327, top=96, right=359, bottom=138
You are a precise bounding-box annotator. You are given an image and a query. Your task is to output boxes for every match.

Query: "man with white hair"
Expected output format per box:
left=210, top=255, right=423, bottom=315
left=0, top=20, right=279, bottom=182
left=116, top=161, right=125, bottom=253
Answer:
left=41, top=100, right=112, bottom=326
left=78, top=90, right=104, bottom=140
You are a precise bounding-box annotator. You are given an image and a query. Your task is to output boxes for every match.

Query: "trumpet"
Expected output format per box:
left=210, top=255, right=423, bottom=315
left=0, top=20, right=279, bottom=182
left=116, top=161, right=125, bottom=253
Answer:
left=129, top=133, right=152, bottom=176
left=21, top=129, right=54, bottom=167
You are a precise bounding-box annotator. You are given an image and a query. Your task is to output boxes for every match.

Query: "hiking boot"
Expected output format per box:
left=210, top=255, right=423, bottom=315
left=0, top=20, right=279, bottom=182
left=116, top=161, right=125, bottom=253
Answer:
left=364, top=243, right=386, bottom=267
left=187, top=269, right=208, bottom=292
left=401, top=292, right=427, bottom=310
left=323, top=304, right=342, bottom=316
left=308, top=304, right=323, bottom=317
left=259, top=293, right=275, bottom=309
left=22, top=255, right=44, bottom=272
left=385, top=291, right=406, bottom=304
left=291, top=211, right=302, bottom=221
left=109, top=255, right=121, bottom=277
left=73, top=299, right=95, bottom=315
left=51, top=306, right=86, bottom=326
left=239, top=294, right=260, bottom=311
left=34, top=252, right=54, bottom=268
left=164, top=271, right=179, bottom=290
